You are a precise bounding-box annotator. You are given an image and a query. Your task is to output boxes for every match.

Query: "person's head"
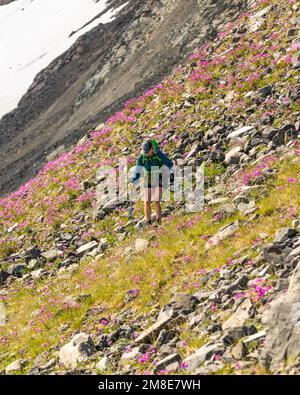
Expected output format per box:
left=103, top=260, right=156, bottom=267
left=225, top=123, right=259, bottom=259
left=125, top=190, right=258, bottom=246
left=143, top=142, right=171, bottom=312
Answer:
left=142, top=141, right=154, bottom=157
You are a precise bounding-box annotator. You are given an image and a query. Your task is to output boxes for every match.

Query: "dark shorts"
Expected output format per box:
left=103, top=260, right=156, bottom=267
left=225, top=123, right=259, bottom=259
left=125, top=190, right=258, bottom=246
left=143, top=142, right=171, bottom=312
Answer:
left=144, top=173, right=163, bottom=189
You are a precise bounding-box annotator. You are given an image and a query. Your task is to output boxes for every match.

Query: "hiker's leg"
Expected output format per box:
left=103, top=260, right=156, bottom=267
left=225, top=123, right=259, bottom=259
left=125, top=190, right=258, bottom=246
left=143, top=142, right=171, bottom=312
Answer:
left=144, top=188, right=152, bottom=223
left=154, top=186, right=162, bottom=223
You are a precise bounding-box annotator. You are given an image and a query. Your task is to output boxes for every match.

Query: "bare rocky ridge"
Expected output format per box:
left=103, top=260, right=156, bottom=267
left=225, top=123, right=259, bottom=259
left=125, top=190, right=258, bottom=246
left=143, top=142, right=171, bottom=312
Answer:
left=0, top=0, right=15, bottom=6
left=0, top=0, right=253, bottom=198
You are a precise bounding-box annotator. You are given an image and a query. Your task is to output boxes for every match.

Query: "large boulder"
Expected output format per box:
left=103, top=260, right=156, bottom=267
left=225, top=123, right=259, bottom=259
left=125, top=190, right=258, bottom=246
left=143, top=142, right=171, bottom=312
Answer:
left=59, top=333, right=95, bottom=369
left=260, top=261, right=300, bottom=372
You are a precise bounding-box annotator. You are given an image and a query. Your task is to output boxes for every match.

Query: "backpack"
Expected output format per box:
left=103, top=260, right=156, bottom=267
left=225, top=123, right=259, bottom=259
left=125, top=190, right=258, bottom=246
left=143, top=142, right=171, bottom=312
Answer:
left=141, top=140, right=163, bottom=167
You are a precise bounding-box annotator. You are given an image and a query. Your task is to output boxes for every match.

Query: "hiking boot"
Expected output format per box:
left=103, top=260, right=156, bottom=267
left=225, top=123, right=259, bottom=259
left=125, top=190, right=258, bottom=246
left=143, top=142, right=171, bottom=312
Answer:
left=154, top=217, right=162, bottom=226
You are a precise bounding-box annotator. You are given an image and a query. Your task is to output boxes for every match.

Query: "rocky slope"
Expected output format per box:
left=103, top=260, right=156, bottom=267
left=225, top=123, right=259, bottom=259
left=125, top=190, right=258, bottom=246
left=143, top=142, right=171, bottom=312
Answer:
left=0, top=0, right=15, bottom=5
left=0, top=0, right=253, bottom=198
left=0, top=0, right=300, bottom=375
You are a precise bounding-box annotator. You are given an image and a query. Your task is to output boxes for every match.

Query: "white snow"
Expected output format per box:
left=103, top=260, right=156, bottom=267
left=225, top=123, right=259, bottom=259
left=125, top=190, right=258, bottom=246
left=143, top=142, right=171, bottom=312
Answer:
left=0, top=0, right=127, bottom=119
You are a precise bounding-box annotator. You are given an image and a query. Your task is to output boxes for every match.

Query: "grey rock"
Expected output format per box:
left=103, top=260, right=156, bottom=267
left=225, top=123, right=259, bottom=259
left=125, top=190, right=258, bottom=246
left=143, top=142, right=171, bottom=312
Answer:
left=135, top=238, right=149, bottom=253
left=260, top=261, right=300, bottom=372
left=210, top=149, right=225, bottom=163
left=41, top=248, right=62, bottom=260
left=95, top=335, right=109, bottom=351
left=38, top=358, right=57, bottom=372
left=182, top=343, right=220, bottom=372
left=193, top=291, right=215, bottom=302
left=258, top=85, right=273, bottom=97
left=194, top=363, right=224, bottom=374
left=76, top=241, right=98, bottom=256
left=31, top=268, right=47, bottom=280
left=28, top=259, right=39, bottom=270
left=135, top=314, right=174, bottom=344
left=103, top=197, right=126, bottom=214
left=222, top=298, right=253, bottom=330
left=222, top=325, right=257, bottom=343
left=227, top=126, right=256, bottom=140
left=225, top=275, right=249, bottom=295
left=243, top=330, right=266, bottom=344
left=287, top=28, right=299, bottom=37
left=214, top=203, right=237, bottom=219
left=25, top=246, right=41, bottom=262
left=273, top=228, right=298, bottom=244
left=158, top=293, right=199, bottom=319
left=59, top=333, right=96, bottom=369
left=288, top=246, right=300, bottom=260
left=159, top=344, right=176, bottom=358
left=5, top=359, right=23, bottom=374
left=185, top=143, right=201, bottom=160
left=274, top=124, right=297, bottom=146
left=0, top=270, right=10, bottom=285
left=225, top=146, right=242, bottom=165
left=292, top=219, right=300, bottom=229
left=153, top=353, right=181, bottom=373
left=208, top=197, right=230, bottom=206
left=206, top=220, right=240, bottom=248
left=61, top=233, right=73, bottom=242
left=207, top=323, right=222, bottom=333
left=0, top=302, right=6, bottom=326
left=231, top=342, right=249, bottom=360
left=262, top=127, right=278, bottom=141
left=96, top=356, right=111, bottom=371
left=121, top=347, right=141, bottom=361
left=263, top=243, right=285, bottom=265
left=7, top=264, right=25, bottom=278
left=237, top=200, right=257, bottom=215
left=155, top=329, right=175, bottom=349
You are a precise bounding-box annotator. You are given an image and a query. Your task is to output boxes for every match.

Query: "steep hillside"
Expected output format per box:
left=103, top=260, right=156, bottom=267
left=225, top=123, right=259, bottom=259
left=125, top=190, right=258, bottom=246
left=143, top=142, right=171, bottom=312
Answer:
left=0, top=0, right=253, bottom=198
left=0, top=0, right=300, bottom=376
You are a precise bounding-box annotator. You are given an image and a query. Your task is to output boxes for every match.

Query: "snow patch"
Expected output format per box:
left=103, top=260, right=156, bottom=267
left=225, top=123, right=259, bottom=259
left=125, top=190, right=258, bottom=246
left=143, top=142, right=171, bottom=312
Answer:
left=0, top=0, right=127, bottom=118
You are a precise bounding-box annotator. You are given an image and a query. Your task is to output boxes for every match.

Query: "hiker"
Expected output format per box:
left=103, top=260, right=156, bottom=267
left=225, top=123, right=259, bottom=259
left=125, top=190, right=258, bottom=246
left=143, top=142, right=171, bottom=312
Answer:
left=130, top=140, right=174, bottom=225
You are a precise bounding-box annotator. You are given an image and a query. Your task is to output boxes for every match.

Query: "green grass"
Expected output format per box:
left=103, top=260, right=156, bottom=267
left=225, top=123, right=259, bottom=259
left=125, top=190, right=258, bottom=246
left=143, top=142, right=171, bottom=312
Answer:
left=0, top=153, right=299, bottom=372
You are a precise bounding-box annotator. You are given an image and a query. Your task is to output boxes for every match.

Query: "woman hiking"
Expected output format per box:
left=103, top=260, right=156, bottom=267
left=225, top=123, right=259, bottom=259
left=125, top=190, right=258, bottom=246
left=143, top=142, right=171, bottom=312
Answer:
left=130, top=140, right=174, bottom=226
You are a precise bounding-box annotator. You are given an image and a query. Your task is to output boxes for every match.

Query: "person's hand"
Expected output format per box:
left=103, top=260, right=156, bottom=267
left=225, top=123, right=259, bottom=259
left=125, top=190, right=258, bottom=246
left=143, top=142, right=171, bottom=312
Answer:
left=169, top=172, right=175, bottom=183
